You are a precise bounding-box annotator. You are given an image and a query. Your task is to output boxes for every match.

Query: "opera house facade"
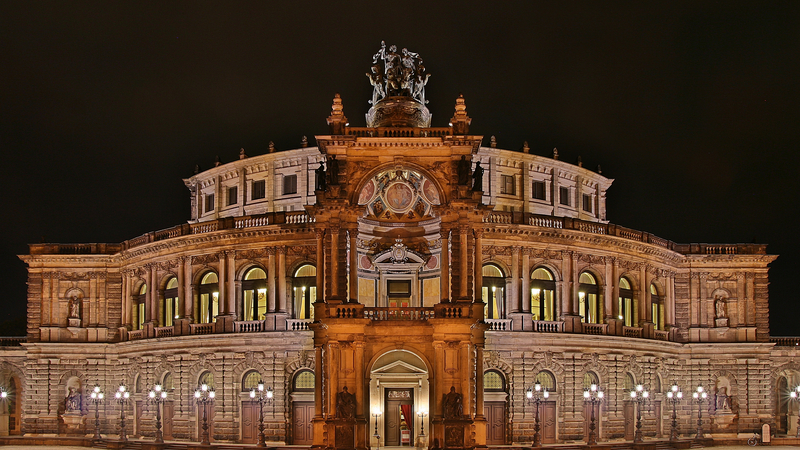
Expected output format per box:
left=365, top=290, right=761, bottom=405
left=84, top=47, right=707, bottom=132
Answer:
left=2, top=44, right=799, bottom=448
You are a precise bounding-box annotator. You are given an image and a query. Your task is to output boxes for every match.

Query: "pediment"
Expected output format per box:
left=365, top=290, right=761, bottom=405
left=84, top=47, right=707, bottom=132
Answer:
left=372, top=360, right=427, bottom=375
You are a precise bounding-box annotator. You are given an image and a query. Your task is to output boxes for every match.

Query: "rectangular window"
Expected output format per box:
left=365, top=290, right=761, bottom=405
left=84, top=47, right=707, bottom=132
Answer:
left=228, top=186, right=238, bottom=206
left=283, top=174, right=297, bottom=195
left=252, top=180, right=266, bottom=200
left=582, top=194, right=592, bottom=213
left=532, top=180, right=546, bottom=200
left=501, top=175, right=515, bottom=195
left=204, top=194, right=215, bottom=213
left=559, top=187, right=570, bottom=206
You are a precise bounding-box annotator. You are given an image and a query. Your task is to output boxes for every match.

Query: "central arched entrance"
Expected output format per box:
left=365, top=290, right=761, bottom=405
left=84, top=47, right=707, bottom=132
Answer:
left=369, top=349, right=430, bottom=448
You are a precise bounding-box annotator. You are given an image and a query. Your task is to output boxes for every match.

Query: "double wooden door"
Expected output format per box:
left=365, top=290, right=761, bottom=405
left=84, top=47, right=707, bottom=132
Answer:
left=485, top=402, right=505, bottom=444
left=292, top=401, right=314, bottom=445
left=385, top=389, right=413, bottom=446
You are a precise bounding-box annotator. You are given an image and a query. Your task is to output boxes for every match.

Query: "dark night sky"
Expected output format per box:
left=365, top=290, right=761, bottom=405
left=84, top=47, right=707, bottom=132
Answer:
left=1, top=2, right=798, bottom=336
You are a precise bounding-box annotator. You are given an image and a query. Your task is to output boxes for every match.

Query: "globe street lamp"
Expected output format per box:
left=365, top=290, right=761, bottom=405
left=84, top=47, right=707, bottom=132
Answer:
left=583, top=383, right=603, bottom=445
left=789, top=385, right=800, bottom=437
left=194, top=383, right=216, bottom=446
left=249, top=380, right=274, bottom=447
left=630, top=384, right=649, bottom=443
left=372, top=408, right=382, bottom=450
left=692, top=386, right=707, bottom=439
left=114, top=384, right=130, bottom=442
left=526, top=381, right=550, bottom=447
left=0, top=387, right=8, bottom=437
left=666, top=384, right=683, bottom=441
left=89, top=385, right=104, bottom=441
left=148, top=384, right=168, bottom=443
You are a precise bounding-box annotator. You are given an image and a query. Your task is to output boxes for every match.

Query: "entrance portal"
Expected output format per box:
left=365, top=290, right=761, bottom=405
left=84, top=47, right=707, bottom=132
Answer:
left=385, top=388, right=414, bottom=445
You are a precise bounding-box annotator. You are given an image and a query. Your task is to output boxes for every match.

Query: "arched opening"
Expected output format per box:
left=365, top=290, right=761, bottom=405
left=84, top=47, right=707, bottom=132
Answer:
left=582, top=372, right=601, bottom=441
left=482, top=264, right=505, bottom=319
left=198, top=272, right=219, bottom=324
left=293, top=265, right=316, bottom=320
left=241, top=369, right=264, bottom=443
left=650, top=284, right=664, bottom=330
left=242, top=267, right=267, bottom=321
left=161, top=372, right=174, bottom=440
left=291, top=369, right=315, bottom=445
left=535, top=370, right=557, bottom=443
left=484, top=370, right=507, bottom=445
left=623, top=373, right=636, bottom=440
left=3, top=375, right=22, bottom=435
left=618, top=277, right=635, bottom=327
left=531, top=267, right=556, bottom=321
left=579, top=272, right=601, bottom=324
left=163, top=277, right=179, bottom=327
left=134, top=284, right=147, bottom=330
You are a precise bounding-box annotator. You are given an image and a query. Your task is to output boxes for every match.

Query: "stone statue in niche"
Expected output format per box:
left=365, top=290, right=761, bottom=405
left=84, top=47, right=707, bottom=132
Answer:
left=457, top=155, right=470, bottom=186
left=336, top=386, right=356, bottom=419
left=471, top=162, right=484, bottom=192
left=65, top=386, right=82, bottom=412
left=715, top=296, right=727, bottom=319
left=315, top=161, right=327, bottom=191
left=68, top=295, right=80, bottom=318
left=715, top=386, right=732, bottom=412
left=328, top=155, right=340, bottom=186
left=443, top=386, right=463, bottom=419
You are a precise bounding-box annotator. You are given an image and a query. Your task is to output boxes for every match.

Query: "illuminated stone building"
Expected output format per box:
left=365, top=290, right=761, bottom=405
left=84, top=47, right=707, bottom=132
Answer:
left=2, top=44, right=800, bottom=447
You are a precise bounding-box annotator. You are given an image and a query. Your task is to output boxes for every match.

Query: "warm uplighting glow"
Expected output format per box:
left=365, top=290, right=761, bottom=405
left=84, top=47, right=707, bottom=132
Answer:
left=372, top=408, right=382, bottom=416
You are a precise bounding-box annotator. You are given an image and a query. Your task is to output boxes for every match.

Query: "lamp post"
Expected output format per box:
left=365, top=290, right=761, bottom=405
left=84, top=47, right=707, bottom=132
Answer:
left=692, top=386, right=707, bottom=439
left=89, top=385, right=105, bottom=441
left=526, top=381, right=550, bottom=447
left=114, top=384, right=130, bottom=442
left=789, top=385, right=800, bottom=437
left=194, top=383, right=216, bottom=446
left=629, top=384, right=649, bottom=443
left=417, top=410, right=427, bottom=437
left=0, top=387, right=8, bottom=437
left=372, top=409, right=382, bottom=450
left=249, top=380, right=273, bottom=447
left=583, top=383, right=604, bottom=445
left=148, top=384, right=168, bottom=443
left=666, top=384, right=683, bottom=441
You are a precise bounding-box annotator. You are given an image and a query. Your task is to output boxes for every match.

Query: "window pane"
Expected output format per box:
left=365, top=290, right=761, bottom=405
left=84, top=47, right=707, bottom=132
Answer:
left=252, top=180, right=266, bottom=200
left=228, top=186, right=238, bottom=206
left=532, top=181, right=546, bottom=200
left=295, top=371, right=314, bottom=390
left=559, top=187, right=569, bottom=206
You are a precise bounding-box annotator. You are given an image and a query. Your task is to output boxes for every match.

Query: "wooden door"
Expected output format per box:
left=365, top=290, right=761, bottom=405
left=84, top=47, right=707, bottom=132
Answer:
left=624, top=402, right=635, bottom=441
left=654, top=401, right=662, bottom=437
left=484, top=402, right=505, bottom=444
left=197, top=403, right=215, bottom=442
left=542, top=401, right=557, bottom=444
left=292, top=401, right=314, bottom=445
left=135, top=401, right=143, bottom=437
left=242, top=401, right=258, bottom=444
left=385, top=388, right=413, bottom=446
left=163, top=401, right=174, bottom=440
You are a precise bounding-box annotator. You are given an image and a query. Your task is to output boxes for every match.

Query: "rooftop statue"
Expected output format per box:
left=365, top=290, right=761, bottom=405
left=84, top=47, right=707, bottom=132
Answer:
left=369, top=41, right=429, bottom=105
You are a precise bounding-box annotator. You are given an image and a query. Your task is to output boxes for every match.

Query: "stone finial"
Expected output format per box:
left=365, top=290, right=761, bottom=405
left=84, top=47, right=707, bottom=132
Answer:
left=449, top=94, right=472, bottom=135
left=326, top=93, right=349, bottom=135
left=523, top=141, right=530, bottom=153
left=577, top=156, right=583, bottom=167
left=268, top=141, right=276, bottom=153
left=239, top=148, right=247, bottom=160
left=194, top=164, right=200, bottom=174
left=490, top=136, right=497, bottom=148
left=553, top=148, right=559, bottom=160
left=301, top=136, right=308, bottom=148
left=214, top=156, right=222, bottom=167
left=597, top=165, right=602, bottom=174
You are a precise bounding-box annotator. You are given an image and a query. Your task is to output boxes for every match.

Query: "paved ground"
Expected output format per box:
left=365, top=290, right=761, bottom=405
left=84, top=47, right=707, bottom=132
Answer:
left=4, top=446, right=799, bottom=450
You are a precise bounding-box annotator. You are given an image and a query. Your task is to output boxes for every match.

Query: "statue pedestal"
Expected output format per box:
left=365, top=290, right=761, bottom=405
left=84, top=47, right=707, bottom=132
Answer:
left=68, top=317, right=82, bottom=327
left=711, top=412, right=737, bottom=434
left=715, top=318, right=729, bottom=327
left=442, top=418, right=474, bottom=450
left=62, top=411, right=85, bottom=435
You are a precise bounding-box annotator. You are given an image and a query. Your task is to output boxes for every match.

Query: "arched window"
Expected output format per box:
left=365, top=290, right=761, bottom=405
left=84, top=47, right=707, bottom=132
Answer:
left=482, top=264, right=505, bottom=319
left=134, top=374, right=143, bottom=394
left=199, top=371, right=214, bottom=389
left=293, top=370, right=315, bottom=391
left=134, top=284, right=147, bottom=330
left=163, top=373, right=174, bottom=391
left=535, top=371, right=556, bottom=392
left=484, top=370, right=506, bottom=391
left=618, top=277, right=634, bottom=327
left=164, top=277, right=179, bottom=327
left=242, top=268, right=267, bottom=321
left=583, top=372, right=599, bottom=389
left=579, top=272, right=600, bottom=324
left=293, top=265, right=317, bottom=320
left=624, top=373, right=636, bottom=392
left=242, top=370, right=262, bottom=392
left=531, top=267, right=556, bottom=321
left=198, top=272, right=219, bottom=324
left=650, top=284, right=664, bottom=330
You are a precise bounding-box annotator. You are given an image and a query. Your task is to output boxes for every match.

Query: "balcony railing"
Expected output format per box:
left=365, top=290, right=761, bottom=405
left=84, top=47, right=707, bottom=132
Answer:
left=0, top=337, right=26, bottom=347
left=485, top=319, right=512, bottom=331
left=365, top=307, right=435, bottom=321
left=532, top=320, right=563, bottom=333
left=770, top=337, right=800, bottom=347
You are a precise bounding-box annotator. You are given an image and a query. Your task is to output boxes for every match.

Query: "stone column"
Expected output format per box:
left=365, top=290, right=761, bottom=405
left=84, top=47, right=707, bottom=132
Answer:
left=226, top=251, right=236, bottom=316
left=349, top=228, right=358, bottom=303
left=277, top=247, right=287, bottom=313
left=267, top=248, right=277, bottom=313
left=611, top=258, right=622, bottom=335
left=475, top=343, right=485, bottom=419
left=122, top=271, right=130, bottom=327
left=354, top=341, right=365, bottom=418
left=183, top=257, right=193, bottom=319
left=144, top=265, right=153, bottom=323
left=440, top=227, right=450, bottom=303
left=520, top=249, right=530, bottom=313
left=460, top=225, right=468, bottom=299
left=330, top=225, right=340, bottom=301
left=177, top=257, right=185, bottom=315
left=316, top=229, right=325, bottom=303
left=218, top=253, right=227, bottom=312
left=639, top=264, right=648, bottom=326
left=510, top=247, right=520, bottom=314
left=665, top=271, right=675, bottom=330
left=474, top=229, right=483, bottom=304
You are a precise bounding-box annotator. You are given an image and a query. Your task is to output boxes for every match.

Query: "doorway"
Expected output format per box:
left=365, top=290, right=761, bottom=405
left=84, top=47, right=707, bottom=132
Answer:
left=385, top=388, right=413, bottom=446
